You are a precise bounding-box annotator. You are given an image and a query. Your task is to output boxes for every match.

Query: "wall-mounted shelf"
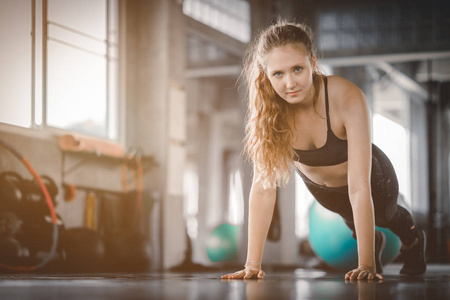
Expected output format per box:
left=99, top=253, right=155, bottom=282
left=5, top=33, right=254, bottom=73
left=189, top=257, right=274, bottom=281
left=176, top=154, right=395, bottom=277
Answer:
left=61, top=150, right=157, bottom=195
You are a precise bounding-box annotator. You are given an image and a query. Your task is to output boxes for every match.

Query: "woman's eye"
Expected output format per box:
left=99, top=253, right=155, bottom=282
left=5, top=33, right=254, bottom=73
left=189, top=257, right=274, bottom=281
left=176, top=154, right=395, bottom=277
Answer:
left=294, top=67, right=303, bottom=72
left=273, top=72, right=282, bottom=77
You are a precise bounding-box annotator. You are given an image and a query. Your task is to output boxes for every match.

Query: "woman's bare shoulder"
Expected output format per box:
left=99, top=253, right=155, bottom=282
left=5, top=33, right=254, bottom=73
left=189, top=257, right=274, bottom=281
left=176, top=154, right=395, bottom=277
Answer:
left=326, top=75, right=366, bottom=109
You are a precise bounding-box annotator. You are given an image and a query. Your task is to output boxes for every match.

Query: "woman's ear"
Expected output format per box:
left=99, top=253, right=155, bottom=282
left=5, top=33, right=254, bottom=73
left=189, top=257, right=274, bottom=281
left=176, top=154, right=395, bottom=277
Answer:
left=311, top=55, right=317, bottom=69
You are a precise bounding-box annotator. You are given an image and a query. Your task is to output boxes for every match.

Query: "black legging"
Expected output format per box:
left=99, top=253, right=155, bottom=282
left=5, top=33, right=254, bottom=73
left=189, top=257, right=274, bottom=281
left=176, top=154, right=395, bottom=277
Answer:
left=297, top=144, right=416, bottom=246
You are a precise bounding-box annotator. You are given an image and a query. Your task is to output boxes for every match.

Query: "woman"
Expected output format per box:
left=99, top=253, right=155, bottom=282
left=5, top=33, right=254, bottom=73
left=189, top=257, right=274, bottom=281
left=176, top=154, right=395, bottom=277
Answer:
left=221, top=21, right=426, bottom=281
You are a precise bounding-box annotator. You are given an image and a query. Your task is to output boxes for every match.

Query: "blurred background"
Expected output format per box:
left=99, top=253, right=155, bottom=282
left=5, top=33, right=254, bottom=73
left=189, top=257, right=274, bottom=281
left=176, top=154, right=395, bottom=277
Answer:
left=0, top=0, right=448, bottom=273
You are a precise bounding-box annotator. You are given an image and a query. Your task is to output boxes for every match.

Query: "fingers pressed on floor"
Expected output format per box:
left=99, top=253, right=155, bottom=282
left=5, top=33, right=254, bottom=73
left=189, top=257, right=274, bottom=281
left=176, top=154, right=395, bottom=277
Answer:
left=258, top=270, right=265, bottom=279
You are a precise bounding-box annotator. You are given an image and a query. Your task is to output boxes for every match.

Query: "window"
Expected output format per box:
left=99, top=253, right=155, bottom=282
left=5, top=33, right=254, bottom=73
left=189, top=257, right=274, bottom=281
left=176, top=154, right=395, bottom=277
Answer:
left=0, top=0, right=119, bottom=140
left=373, top=113, right=410, bottom=206
left=183, top=0, right=251, bottom=43
left=227, top=168, right=244, bottom=225
left=0, top=0, right=33, bottom=128
left=372, top=76, right=412, bottom=207
left=184, top=163, right=199, bottom=238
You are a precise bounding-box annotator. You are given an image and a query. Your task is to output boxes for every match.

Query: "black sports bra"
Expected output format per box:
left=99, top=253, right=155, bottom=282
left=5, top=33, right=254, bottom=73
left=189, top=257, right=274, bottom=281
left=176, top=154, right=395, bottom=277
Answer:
left=293, top=77, right=348, bottom=166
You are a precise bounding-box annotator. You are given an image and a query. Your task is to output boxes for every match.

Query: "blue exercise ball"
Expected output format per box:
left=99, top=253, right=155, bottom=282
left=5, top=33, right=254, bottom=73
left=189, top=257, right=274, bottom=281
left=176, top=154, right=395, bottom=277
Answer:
left=206, top=223, right=239, bottom=262
left=308, top=201, right=401, bottom=271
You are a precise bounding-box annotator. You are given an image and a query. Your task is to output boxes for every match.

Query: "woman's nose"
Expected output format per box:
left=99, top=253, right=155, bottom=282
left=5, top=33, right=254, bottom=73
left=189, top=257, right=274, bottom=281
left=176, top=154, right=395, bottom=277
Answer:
left=285, top=74, right=296, bottom=89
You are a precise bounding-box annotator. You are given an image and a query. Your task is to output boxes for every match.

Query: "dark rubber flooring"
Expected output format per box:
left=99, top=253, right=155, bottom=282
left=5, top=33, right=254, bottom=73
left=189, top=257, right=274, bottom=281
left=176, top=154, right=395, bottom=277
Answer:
left=0, top=264, right=448, bottom=299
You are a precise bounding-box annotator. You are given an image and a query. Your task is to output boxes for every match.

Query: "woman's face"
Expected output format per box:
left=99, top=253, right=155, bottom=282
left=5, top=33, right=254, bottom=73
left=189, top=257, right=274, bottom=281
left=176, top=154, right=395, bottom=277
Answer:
left=264, top=43, right=315, bottom=105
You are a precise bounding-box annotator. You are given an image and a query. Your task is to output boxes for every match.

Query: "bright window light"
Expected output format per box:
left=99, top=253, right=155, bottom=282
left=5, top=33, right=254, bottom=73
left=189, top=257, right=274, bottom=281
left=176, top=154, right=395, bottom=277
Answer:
left=184, top=166, right=199, bottom=238
left=295, top=172, right=315, bottom=239
left=228, top=169, right=244, bottom=225
left=373, top=113, right=411, bottom=207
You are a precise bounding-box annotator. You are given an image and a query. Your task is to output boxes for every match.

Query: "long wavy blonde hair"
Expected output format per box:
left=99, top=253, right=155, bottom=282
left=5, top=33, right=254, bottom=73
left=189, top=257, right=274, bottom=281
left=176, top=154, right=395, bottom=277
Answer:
left=243, top=20, right=324, bottom=189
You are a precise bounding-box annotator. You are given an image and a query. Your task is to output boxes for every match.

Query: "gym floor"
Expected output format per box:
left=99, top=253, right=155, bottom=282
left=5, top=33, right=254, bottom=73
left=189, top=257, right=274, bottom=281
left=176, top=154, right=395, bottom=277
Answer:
left=0, top=264, right=448, bottom=300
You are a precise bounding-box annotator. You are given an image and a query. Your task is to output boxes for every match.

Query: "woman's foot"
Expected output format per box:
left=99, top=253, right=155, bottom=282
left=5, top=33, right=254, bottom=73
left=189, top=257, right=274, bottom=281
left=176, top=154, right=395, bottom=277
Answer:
left=399, top=229, right=427, bottom=276
left=374, top=230, right=386, bottom=274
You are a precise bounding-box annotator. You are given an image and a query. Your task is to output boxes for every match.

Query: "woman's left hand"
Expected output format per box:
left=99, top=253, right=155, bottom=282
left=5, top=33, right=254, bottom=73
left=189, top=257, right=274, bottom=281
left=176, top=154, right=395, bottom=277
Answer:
left=345, top=265, right=383, bottom=281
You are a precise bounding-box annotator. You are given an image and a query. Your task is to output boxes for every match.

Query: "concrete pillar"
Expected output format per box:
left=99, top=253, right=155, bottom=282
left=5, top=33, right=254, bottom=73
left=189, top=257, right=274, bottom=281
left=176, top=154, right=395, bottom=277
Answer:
left=426, top=80, right=449, bottom=262
left=124, top=0, right=186, bottom=270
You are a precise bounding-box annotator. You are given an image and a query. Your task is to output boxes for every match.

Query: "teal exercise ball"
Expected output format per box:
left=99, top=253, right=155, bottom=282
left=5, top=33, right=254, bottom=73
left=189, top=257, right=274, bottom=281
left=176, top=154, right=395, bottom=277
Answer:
left=206, top=223, right=239, bottom=262
left=308, top=201, right=401, bottom=271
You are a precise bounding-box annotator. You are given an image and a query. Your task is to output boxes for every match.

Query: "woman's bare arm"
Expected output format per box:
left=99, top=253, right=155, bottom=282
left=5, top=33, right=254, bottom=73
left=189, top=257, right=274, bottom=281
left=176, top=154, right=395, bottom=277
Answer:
left=221, top=171, right=276, bottom=279
left=335, top=77, right=383, bottom=281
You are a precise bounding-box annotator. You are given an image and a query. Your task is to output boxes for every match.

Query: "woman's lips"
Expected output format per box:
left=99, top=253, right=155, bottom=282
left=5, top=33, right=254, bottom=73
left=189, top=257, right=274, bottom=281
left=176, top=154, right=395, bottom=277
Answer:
left=286, top=90, right=301, bottom=96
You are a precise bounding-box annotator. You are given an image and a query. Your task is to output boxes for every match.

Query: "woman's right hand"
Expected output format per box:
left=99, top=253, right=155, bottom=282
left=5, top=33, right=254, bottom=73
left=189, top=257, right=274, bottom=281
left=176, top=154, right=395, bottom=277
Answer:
left=221, top=264, right=265, bottom=280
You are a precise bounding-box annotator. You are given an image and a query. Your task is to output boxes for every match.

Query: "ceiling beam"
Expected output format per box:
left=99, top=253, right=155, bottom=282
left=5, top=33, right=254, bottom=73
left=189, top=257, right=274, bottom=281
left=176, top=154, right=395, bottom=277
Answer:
left=184, top=16, right=247, bottom=58
left=375, top=62, right=428, bottom=99
left=319, top=51, right=450, bottom=67
left=186, top=65, right=242, bottom=78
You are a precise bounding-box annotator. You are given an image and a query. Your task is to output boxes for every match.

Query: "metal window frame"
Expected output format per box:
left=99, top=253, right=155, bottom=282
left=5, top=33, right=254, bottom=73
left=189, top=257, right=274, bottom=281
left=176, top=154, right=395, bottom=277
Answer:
left=9, top=0, right=122, bottom=143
